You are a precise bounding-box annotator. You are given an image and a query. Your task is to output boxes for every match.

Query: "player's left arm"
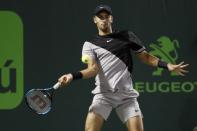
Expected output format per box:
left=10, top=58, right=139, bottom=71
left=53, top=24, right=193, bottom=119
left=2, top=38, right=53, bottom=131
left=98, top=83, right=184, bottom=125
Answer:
left=136, top=50, right=189, bottom=76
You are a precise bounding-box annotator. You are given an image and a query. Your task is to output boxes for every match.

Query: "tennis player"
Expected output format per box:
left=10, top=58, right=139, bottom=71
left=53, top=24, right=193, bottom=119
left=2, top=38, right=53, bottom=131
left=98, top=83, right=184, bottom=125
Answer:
left=58, top=5, right=189, bottom=131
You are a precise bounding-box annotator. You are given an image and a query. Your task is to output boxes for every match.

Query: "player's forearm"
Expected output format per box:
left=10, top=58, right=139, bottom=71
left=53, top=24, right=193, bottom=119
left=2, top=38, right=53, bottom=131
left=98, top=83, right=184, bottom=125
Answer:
left=145, top=54, right=160, bottom=67
left=138, top=51, right=159, bottom=67
left=59, top=66, right=99, bottom=85
left=138, top=51, right=169, bottom=69
left=80, top=65, right=99, bottom=79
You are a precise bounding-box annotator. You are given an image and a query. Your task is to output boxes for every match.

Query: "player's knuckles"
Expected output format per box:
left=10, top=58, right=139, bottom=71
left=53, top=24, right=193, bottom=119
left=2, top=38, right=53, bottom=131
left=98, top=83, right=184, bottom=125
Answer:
left=63, top=77, right=67, bottom=81
left=62, top=81, right=67, bottom=85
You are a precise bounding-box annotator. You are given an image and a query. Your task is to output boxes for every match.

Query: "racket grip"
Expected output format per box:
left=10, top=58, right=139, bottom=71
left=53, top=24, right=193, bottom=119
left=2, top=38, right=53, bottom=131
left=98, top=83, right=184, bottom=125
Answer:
left=53, top=82, right=61, bottom=90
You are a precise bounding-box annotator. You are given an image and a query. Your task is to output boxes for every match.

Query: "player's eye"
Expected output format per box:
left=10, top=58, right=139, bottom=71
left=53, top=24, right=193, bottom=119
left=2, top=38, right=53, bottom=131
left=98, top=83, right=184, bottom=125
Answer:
left=97, top=15, right=109, bottom=20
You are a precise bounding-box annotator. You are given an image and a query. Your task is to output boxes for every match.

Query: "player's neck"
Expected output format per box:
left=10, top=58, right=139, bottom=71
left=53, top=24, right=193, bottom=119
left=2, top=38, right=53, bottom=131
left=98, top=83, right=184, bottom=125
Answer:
left=98, top=27, right=113, bottom=36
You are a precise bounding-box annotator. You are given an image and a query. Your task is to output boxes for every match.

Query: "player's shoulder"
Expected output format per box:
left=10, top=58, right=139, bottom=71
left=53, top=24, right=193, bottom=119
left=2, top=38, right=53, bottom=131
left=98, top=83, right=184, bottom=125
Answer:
left=119, top=30, right=136, bottom=36
left=114, top=29, right=135, bottom=36
left=111, top=29, right=135, bottom=40
left=115, top=29, right=129, bottom=34
left=84, top=34, right=103, bottom=46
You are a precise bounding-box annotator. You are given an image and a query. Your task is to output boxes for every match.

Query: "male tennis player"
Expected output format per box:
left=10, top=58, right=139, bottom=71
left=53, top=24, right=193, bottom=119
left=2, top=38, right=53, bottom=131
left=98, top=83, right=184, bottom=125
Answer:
left=58, top=5, right=189, bottom=131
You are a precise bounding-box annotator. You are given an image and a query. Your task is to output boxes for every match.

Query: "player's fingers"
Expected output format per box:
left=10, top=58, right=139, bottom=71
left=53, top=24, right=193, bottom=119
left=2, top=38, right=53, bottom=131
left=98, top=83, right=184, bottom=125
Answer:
left=58, top=76, right=68, bottom=85
left=58, top=80, right=65, bottom=87
left=178, top=61, right=184, bottom=66
left=177, top=71, right=185, bottom=76
left=180, top=69, right=189, bottom=73
left=180, top=64, right=189, bottom=68
left=63, top=76, right=67, bottom=81
left=58, top=78, right=63, bottom=83
left=58, top=79, right=64, bottom=85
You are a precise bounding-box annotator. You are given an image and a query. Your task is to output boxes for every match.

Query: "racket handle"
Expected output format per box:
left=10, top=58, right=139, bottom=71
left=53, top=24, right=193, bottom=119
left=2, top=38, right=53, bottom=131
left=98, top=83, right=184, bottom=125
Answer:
left=53, top=82, right=61, bottom=90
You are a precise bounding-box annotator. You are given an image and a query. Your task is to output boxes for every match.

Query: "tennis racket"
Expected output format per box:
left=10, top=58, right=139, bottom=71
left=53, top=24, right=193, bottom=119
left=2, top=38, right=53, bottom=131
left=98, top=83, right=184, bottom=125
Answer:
left=25, top=82, right=61, bottom=115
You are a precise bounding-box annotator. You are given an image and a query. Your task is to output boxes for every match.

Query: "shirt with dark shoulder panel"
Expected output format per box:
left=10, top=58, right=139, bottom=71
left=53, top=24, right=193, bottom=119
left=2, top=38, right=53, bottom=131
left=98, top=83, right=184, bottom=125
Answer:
left=82, top=30, right=145, bottom=95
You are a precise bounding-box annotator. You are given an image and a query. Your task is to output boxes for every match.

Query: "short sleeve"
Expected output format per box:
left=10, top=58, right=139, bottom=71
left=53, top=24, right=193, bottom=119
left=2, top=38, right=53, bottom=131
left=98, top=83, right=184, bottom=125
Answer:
left=82, top=41, right=96, bottom=60
left=127, top=31, right=146, bottom=53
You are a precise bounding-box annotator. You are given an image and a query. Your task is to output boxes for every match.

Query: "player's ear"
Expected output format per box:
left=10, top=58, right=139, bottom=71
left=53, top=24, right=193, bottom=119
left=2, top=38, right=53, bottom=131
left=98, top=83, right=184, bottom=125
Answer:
left=93, top=16, right=97, bottom=24
left=109, top=15, right=113, bottom=24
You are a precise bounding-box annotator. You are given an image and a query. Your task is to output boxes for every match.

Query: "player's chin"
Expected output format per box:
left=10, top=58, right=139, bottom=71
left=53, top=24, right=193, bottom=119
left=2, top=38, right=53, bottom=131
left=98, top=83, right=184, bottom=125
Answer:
left=99, top=24, right=106, bottom=29
left=100, top=26, right=109, bottom=32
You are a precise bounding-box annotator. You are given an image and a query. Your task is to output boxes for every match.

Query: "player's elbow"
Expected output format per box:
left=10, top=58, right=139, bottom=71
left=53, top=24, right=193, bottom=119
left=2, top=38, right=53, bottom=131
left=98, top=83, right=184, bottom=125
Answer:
left=91, top=65, right=99, bottom=75
left=88, top=64, right=99, bottom=76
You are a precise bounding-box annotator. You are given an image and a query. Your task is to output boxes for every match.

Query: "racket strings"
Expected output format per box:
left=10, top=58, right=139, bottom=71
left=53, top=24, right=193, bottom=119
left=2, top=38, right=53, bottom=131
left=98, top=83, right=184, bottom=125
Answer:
left=26, top=89, right=52, bottom=114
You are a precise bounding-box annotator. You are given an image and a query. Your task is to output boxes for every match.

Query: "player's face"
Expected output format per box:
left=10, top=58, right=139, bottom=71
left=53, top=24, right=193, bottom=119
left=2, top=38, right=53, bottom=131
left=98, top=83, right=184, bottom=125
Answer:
left=93, top=11, right=113, bottom=32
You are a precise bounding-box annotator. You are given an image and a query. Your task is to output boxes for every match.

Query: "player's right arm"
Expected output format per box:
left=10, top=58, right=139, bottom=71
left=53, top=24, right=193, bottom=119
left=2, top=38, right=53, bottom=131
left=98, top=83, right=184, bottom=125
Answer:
left=58, top=58, right=99, bottom=86
left=58, top=41, right=99, bottom=86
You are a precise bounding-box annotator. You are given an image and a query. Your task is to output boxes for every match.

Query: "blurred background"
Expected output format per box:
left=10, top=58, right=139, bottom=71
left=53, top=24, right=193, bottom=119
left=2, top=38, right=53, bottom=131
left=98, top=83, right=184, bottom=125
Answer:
left=0, top=0, right=196, bottom=131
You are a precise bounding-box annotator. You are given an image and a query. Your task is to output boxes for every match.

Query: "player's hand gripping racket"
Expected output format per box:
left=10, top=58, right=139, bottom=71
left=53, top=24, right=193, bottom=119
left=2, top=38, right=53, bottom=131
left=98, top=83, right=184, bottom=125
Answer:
left=25, top=82, right=61, bottom=115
